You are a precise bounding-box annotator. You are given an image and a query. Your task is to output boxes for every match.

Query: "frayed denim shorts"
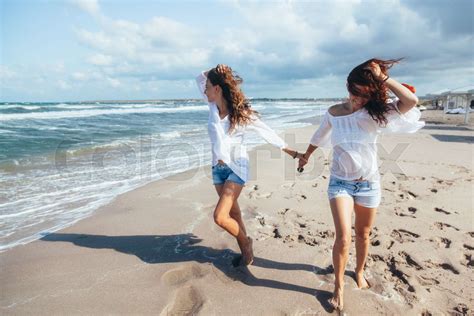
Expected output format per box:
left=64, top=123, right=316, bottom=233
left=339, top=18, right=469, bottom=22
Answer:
left=212, top=163, right=245, bottom=186
left=327, top=176, right=381, bottom=208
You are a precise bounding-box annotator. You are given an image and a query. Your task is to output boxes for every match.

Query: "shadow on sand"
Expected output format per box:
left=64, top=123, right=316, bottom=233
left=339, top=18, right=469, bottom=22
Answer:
left=41, top=232, right=334, bottom=311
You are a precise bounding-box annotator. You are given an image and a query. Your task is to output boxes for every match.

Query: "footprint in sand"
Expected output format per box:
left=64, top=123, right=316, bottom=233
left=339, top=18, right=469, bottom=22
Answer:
left=298, top=194, right=308, bottom=201
left=161, top=285, right=204, bottom=316
left=452, top=303, right=470, bottom=316
left=424, top=260, right=460, bottom=275
left=395, top=211, right=416, bottom=218
left=399, top=251, right=423, bottom=270
left=433, top=222, right=460, bottom=231
left=434, top=207, right=451, bottom=215
left=407, top=207, right=417, bottom=214
left=315, top=229, right=335, bottom=239
left=371, top=239, right=381, bottom=246
left=390, top=229, right=420, bottom=243
left=248, top=191, right=273, bottom=199
left=368, top=254, right=385, bottom=265
left=385, top=256, right=417, bottom=302
left=396, top=189, right=418, bottom=201
left=417, top=275, right=440, bottom=286
left=255, top=214, right=266, bottom=226
left=272, top=227, right=283, bottom=239
left=161, top=264, right=207, bottom=286
left=463, top=244, right=474, bottom=250
left=278, top=208, right=291, bottom=216
left=394, top=206, right=416, bottom=218
left=281, top=182, right=296, bottom=189
left=296, top=234, right=319, bottom=246
left=429, top=236, right=452, bottom=249
left=462, top=254, right=473, bottom=268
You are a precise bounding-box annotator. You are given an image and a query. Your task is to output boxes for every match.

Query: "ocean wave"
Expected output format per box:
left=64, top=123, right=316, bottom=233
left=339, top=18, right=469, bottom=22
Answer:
left=52, top=103, right=167, bottom=110
left=160, top=131, right=181, bottom=139
left=0, top=104, right=41, bottom=110
left=0, top=105, right=208, bottom=121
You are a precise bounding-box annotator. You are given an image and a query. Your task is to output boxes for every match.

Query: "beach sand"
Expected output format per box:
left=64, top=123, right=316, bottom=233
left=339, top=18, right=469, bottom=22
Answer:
left=1, top=109, right=473, bottom=315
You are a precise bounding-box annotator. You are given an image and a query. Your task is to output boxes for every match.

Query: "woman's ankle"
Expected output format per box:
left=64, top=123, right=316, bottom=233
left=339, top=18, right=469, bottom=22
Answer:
left=334, top=280, right=345, bottom=291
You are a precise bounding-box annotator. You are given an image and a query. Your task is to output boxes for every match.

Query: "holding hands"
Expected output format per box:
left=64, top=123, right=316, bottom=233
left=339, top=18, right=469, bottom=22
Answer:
left=282, top=148, right=308, bottom=173
left=297, top=154, right=308, bottom=172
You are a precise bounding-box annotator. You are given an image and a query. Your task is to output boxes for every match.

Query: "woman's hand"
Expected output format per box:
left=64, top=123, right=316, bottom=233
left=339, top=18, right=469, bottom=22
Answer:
left=368, top=62, right=388, bottom=81
left=216, top=64, right=230, bottom=74
left=298, top=154, right=308, bottom=169
left=217, top=159, right=225, bottom=165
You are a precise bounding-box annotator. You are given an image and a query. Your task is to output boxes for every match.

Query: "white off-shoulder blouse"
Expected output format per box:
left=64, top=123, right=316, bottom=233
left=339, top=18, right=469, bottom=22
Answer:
left=310, top=99, right=425, bottom=181
left=196, top=71, right=287, bottom=182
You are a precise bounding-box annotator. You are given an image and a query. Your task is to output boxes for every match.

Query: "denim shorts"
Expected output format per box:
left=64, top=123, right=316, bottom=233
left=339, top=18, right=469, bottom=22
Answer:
left=212, top=163, right=245, bottom=186
left=327, top=176, right=381, bottom=208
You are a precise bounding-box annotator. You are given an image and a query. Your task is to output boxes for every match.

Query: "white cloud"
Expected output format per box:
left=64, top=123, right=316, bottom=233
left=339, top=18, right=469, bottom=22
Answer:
left=57, top=79, right=72, bottom=90
left=52, top=61, right=65, bottom=73
left=75, top=13, right=210, bottom=79
left=0, top=65, right=17, bottom=80
left=72, top=72, right=87, bottom=80
left=71, top=0, right=100, bottom=16
left=106, top=77, right=120, bottom=87
left=87, top=53, right=113, bottom=66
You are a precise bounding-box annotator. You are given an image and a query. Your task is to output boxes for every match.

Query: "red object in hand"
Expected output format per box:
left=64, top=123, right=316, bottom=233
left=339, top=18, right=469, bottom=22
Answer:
left=402, top=83, right=416, bottom=93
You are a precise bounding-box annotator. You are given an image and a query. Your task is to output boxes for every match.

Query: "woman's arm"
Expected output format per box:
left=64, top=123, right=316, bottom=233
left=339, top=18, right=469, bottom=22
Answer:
left=384, top=78, right=419, bottom=114
left=247, top=117, right=299, bottom=158
left=369, top=62, right=418, bottom=114
left=248, top=118, right=286, bottom=148
left=195, top=71, right=210, bottom=104
left=298, top=112, right=332, bottom=170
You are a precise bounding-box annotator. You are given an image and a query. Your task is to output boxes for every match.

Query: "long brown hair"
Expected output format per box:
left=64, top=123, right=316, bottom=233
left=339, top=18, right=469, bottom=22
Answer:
left=207, top=66, right=259, bottom=133
left=347, top=58, right=402, bottom=126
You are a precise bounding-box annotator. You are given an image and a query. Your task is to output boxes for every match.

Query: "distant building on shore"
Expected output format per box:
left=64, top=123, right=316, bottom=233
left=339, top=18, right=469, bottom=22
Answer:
left=426, top=85, right=474, bottom=123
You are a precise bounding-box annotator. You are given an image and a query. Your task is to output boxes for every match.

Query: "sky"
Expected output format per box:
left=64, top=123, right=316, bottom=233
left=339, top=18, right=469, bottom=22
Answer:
left=1, top=0, right=473, bottom=102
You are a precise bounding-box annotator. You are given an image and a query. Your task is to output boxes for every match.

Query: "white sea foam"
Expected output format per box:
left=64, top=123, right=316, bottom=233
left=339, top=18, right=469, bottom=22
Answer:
left=160, top=131, right=181, bottom=139
left=52, top=103, right=164, bottom=109
left=0, top=105, right=208, bottom=121
left=0, top=104, right=41, bottom=110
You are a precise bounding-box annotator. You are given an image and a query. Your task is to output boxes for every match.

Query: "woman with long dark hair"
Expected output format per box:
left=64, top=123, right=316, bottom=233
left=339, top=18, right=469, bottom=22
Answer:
left=298, top=58, right=424, bottom=311
left=196, top=64, right=299, bottom=265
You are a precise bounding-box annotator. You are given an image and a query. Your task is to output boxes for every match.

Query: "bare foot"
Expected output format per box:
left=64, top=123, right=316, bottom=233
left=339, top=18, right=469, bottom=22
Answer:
left=329, top=287, right=344, bottom=312
left=355, top=271, right=370, bottom=289
left=243, top=237, right=254, bottom=265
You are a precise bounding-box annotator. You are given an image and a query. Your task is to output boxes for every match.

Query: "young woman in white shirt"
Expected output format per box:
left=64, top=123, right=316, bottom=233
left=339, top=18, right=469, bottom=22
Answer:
left=196, top=64, right=299, bottom=266
left=298, top=58, right=424, bottom=311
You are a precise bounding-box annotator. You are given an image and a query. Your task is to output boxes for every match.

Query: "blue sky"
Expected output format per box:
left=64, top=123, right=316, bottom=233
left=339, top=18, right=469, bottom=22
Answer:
left=1, top=0, right=473, bottom=102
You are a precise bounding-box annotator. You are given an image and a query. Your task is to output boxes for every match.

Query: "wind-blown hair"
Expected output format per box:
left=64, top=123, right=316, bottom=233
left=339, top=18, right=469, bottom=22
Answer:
left=347, top=58, right=402, bottom=126
left=207, top=66, right=259, bottom=132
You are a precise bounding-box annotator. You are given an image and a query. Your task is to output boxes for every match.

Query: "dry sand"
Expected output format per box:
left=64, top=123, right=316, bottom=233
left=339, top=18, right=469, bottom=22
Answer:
left=1, top=109, right=473, bottom=315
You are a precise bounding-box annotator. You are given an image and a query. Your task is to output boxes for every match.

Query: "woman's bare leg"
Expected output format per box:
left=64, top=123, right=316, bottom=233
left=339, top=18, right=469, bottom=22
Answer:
left=329, top=196, right=354, bottom=311
left=214, top=185, right=247, bottom=236
left=213, top=181, right=252, bottom=262
left=354, top=203, right=377, bottom=289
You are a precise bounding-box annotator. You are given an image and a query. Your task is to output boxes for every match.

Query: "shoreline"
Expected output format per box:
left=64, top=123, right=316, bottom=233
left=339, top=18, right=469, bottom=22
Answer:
left=1, top=109, right=473, bottom=315
left=0, top=119, right=316, bottom=253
